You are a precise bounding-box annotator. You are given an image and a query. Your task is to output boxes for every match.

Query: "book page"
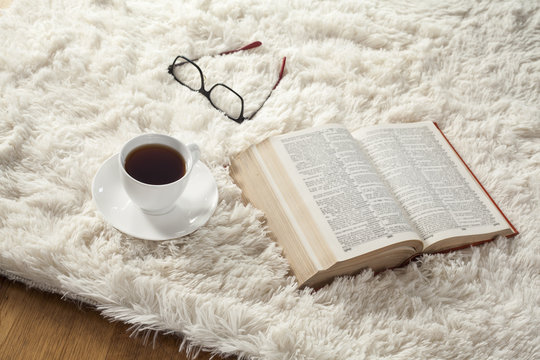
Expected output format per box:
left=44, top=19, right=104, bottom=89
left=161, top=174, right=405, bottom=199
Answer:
left=230, top=146, right=324, bottom=284
left=352, top=122, right=512, bottom=249
left=270, top=125, right=420, bottom=260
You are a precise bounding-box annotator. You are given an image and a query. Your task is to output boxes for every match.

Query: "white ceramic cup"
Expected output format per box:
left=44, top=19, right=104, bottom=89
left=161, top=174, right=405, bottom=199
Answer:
left=119, top=134, right=200, bottom=215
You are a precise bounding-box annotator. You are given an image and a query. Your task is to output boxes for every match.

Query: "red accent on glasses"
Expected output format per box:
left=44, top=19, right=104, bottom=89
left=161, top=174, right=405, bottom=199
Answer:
left=273, top=57, right=286, bottom=90
left=219, top=41, right=263, bottom=56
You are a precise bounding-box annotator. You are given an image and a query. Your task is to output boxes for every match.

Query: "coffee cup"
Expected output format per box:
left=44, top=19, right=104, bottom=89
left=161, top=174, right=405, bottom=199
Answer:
left=119, top=134, right=200, bottom=215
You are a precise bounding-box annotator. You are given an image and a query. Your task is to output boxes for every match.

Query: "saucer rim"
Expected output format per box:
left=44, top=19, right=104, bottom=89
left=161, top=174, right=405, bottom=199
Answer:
left=92, top=153, right=218, bottom=241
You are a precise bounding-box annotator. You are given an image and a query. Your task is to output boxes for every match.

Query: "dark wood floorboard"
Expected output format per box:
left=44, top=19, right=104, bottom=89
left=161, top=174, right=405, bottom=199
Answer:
left=0, top=276, right=228, bottom=360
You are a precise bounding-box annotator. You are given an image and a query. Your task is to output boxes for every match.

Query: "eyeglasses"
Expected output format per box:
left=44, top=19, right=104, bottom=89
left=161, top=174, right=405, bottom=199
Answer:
left=168, top=41, right=286, bottom=124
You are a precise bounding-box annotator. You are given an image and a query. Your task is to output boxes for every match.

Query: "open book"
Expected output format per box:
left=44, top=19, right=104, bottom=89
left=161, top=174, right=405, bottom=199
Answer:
left=230, top=122, right=518, bottom=288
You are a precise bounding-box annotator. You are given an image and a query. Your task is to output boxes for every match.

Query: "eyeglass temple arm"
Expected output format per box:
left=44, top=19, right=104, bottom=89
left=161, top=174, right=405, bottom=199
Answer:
left=245, top=56, right=287, bottom=122
left=169, top=41, right=263, bottom=70
left=273, top=57, right=286, bottom=89
left=219, top=41, right=262, bottom=56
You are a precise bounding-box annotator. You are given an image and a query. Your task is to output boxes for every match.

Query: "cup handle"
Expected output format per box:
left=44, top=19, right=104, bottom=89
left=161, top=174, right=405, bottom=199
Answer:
left=188, top=143, right=200, bottom=165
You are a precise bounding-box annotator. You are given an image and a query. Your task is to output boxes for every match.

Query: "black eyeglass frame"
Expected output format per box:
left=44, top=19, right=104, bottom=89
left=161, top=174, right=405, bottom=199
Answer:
left=168, top=56, right=247, bottom=123
left=168, top=42, right=286, bottom=124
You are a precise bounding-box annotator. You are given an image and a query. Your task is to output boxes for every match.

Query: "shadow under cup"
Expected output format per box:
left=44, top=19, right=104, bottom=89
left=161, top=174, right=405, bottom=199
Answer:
left=119, top=134, right=200, bottom=215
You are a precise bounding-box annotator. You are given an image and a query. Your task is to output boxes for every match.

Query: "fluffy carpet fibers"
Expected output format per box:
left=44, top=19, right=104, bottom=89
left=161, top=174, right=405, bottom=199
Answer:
left=1, top=0, right=539, bottom=358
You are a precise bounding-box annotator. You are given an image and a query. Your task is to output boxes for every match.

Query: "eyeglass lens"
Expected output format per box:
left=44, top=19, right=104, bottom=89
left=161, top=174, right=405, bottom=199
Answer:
left=171, top=60, right=203, bottom=91
left=208, top=84, right=243, bottom=120
left=172, top=58, right=244, bottom=121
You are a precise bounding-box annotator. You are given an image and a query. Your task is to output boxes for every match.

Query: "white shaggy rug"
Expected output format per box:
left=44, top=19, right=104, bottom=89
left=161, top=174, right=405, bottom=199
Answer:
left=1, top=0, right=539, bottom=358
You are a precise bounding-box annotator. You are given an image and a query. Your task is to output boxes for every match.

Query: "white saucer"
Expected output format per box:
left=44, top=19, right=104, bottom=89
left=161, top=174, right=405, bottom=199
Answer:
left=92, top=154, right=218, bottom=241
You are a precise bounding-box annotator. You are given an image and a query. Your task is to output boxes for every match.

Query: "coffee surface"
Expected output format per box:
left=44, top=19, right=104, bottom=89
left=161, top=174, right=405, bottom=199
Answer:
left=125, top=144, right=186, bottom=185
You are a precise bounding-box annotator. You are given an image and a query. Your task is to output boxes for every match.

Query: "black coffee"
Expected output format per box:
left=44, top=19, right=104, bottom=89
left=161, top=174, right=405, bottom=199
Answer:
left=124, top=144, right=186, bottom=185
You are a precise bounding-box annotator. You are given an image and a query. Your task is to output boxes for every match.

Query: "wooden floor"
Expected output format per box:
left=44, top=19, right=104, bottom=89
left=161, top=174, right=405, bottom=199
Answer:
left=0, top=276, right=227, bottom=360
left=0, top=1, right=230, bottom=359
